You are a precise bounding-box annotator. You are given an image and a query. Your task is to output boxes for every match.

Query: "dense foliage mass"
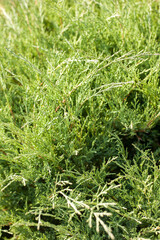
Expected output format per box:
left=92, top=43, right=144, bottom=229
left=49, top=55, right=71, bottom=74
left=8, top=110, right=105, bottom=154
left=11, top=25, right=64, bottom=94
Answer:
left=0, top=0, right=160, bottom=239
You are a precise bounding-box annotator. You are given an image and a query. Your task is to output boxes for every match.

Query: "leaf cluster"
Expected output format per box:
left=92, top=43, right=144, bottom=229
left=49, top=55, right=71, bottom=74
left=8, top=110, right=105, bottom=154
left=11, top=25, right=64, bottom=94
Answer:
left=0, top=0, right=160, bottom=239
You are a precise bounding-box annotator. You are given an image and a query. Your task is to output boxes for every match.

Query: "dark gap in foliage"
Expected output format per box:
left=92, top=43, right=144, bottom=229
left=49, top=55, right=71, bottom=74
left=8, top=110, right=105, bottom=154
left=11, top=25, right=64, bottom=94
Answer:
left=41, top=212, right=61, bottom=226
left=126, top=89, right=147, bottom=110
left=0, top=225, right=13, bottom=240
left=29, top=226, right=57, bottom=239
left=120, top=120, right=160, bottom=164
left=119, top=133, right=138, bottom=159
left=43, top=18, right=57, bottom=33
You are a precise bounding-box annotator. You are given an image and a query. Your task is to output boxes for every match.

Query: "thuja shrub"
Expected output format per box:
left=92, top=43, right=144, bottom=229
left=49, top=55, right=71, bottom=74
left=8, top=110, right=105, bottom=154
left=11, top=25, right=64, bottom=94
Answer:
left=0, top=0, right=160, bottom=239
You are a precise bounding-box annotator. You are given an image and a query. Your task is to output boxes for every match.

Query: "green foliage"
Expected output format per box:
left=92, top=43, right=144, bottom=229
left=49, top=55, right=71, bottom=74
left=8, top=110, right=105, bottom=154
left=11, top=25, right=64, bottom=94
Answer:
left=0, top=0, right=160, bottom=239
